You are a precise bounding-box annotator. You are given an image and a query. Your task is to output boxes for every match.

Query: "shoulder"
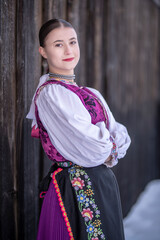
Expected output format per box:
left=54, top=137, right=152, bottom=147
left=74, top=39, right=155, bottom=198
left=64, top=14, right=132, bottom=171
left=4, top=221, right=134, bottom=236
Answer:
left=85, top=87, right=107, bottom=103
left=86, top=87, right=101, bottom=96
left=85, top=87, right=113, bottom=116
left=86, top=87, right=108, bottom=105
left=36, top=83, right=87, bottom=110
left=38, top=82, right=80, bottom=100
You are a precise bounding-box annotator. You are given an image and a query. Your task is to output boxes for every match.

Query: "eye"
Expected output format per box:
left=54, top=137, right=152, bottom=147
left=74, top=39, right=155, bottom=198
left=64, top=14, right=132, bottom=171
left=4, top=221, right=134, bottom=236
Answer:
left=55, top=43, right=63, bottom=47
left=70, top=41, right=77, bottom=45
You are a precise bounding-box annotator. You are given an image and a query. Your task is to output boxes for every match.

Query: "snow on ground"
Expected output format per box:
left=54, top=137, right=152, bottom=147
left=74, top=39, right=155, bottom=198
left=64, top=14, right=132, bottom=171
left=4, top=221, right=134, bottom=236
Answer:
left=123, top=179, right=160, bottom=240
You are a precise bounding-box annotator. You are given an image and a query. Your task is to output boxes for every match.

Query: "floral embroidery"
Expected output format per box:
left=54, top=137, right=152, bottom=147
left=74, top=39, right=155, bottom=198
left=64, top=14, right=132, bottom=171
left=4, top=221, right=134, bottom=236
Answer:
left=87, top=224, right=94, bottom=233
left=68, top=165, right=106, bottom=240
left=77, top=193, right=86, bottom=203
left=111, top=139, right=118, bottom=159
left=81, top=87, right=109, bottom=129
left=84, top=189, right=94, bottom=196
left=52, top=168, right=74, bottom=240
left=108, top=136, right=118, bottom=167
left=81, top=94, right=97, bottom=119
left=57, top=161, right=73, bottom=167
left=93, top=219, right=102, bottom=227
left=77, top=89, right=104, bottom=124
left=82, top=208, right=93, bottom=220
left=71, top=177, right=85, bottom=190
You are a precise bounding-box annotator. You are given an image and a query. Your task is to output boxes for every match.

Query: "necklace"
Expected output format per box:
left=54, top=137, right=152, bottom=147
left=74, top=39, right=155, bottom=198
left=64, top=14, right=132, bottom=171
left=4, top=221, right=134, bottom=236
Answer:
left=49, top=72, right=75, bottom=80
left=48, top=72, right=76, bottom=85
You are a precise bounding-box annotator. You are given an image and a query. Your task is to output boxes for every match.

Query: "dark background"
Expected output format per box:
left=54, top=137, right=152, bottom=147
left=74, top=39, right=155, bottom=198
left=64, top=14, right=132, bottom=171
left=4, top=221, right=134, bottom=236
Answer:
left=0, top=0, right=160, bottom=239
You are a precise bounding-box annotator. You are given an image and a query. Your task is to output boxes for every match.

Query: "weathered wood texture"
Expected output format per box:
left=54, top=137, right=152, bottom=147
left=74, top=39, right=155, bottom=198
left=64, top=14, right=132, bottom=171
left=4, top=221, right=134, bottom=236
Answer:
left=105, top=0, right=160, bottom=215
left=16, top=1, right=42, bottom=239
left=0, top=0, right=160, bottom=239
left=0, top=0, right=42, bottom=239
left=0, top=0, right=17, bottom=239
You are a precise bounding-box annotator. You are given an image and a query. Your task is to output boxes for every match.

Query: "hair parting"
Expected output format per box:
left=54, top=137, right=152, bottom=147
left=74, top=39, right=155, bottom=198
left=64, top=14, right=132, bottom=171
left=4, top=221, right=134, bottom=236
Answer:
left=39, top=19, right=73, bottom=47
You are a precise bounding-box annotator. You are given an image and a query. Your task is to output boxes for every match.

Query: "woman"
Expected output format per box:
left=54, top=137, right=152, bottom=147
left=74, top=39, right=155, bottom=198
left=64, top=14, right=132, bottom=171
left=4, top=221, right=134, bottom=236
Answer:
left=27, top=19, right=131, bottom=240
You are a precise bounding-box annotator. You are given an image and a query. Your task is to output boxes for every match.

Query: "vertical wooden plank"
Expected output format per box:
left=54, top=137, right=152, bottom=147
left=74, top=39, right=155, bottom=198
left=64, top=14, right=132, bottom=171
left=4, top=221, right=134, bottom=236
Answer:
left=76, top=0, right=87, bottom=86
left=43, top=0, right=67, bottom=22
left=92, top=0, right=104, bottom=92
left=16, top=0, right=42, bottom=239
left=0, top=1, right=16, bottom=239
left=85, top=0, right=95, bottom=87
left=67, top=0, right=80, bottom=31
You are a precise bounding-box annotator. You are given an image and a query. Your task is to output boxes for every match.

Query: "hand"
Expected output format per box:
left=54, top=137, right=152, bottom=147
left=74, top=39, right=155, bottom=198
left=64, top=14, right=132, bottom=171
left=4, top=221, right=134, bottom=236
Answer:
left=104, top=155, right=113, bottom=167
left=105, top=155, right=112, bottom=163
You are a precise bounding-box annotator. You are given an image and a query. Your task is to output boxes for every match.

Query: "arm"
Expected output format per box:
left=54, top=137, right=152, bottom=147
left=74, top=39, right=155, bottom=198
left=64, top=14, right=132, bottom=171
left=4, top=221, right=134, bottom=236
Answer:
left=87, top=87, right=131, bottom=162
left=36, top=84, right=115, bottom=167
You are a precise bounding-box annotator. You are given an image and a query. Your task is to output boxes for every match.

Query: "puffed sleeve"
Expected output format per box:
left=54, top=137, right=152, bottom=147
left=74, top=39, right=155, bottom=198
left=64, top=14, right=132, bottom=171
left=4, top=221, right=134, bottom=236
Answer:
left=36, top=84, right=114, bottom=167
left=87, top=87, right=131, bottom=161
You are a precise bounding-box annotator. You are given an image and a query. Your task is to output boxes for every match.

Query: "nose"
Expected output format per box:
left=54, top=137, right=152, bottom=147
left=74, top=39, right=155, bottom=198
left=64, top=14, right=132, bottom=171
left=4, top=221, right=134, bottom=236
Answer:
left=64, top=44, right=72, bottom=55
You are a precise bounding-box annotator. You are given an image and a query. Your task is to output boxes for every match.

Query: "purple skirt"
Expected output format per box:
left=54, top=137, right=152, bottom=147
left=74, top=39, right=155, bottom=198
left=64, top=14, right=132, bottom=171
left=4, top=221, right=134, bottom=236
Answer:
left=37, top=180, right=70, bottom=240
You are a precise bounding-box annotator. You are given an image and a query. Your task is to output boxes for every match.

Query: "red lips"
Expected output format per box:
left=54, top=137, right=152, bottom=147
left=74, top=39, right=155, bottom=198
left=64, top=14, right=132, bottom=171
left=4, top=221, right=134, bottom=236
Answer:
left=62, top=57, right=74, bottom=62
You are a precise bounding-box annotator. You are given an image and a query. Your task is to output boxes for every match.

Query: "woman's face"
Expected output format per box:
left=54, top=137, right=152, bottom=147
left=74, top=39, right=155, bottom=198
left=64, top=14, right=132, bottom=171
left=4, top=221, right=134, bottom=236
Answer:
left=39, top=27, right=80, bottom=75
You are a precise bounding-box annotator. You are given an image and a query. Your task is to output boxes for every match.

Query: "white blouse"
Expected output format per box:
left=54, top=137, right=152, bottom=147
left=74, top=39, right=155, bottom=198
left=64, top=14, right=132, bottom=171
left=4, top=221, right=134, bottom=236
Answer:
left=26, top=74, right=131, bottom=168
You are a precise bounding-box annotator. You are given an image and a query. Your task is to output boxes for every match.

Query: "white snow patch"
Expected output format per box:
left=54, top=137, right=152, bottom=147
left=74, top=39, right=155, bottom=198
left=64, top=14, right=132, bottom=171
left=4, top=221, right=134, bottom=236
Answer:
left=123, top=179, right=160, bottom=240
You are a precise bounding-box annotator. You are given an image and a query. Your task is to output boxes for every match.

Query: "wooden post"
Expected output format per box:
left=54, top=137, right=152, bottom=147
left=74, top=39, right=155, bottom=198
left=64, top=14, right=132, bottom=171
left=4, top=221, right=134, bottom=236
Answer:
left=16, top=0, right=42, bottom=239
left=0, top=1, right=17, bottom=239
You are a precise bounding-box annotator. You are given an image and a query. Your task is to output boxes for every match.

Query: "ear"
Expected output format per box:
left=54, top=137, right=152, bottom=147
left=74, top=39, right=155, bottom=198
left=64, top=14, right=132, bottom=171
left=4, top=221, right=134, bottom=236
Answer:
left=39, top=46, right=47, bottom=59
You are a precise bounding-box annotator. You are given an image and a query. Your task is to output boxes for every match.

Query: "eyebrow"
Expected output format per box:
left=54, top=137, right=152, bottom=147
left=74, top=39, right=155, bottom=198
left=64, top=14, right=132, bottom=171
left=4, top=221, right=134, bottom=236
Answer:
left=53, top=37, right=76, bottom=43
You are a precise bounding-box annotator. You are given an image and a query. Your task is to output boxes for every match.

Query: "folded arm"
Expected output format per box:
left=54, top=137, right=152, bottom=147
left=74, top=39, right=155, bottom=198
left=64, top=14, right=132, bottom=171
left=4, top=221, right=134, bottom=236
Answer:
left=36, top=84, right=116, bottom=167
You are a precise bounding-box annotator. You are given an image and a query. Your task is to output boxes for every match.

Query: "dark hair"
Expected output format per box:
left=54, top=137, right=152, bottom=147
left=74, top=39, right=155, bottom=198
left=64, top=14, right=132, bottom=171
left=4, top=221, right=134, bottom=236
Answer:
left=39, top=19, right=73, bottom=47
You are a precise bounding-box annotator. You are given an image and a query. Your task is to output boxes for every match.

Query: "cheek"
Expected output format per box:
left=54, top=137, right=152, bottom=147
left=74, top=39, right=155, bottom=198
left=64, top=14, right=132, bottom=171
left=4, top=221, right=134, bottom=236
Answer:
left=75, top=46, right=80, bottom=58
left=48, top=51, right=56, bottom=59
left=45, top=48, right=58, bottom=60
left=77, top=49, right=80, bottom=61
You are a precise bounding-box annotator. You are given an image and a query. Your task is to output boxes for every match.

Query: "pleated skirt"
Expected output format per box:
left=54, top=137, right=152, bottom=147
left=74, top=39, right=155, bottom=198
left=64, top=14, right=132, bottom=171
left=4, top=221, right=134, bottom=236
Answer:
left=37, top=164, right=125, bottom=240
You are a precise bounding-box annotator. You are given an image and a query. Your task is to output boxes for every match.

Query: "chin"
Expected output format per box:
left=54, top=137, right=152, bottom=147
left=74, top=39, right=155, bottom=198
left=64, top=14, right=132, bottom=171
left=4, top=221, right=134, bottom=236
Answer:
left=64, top=64, right=77, bottom=71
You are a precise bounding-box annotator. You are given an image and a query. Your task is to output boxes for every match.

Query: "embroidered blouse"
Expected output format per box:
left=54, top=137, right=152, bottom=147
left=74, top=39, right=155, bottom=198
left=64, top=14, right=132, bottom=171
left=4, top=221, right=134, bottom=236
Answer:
left=26, top=74, right=131, bottom=168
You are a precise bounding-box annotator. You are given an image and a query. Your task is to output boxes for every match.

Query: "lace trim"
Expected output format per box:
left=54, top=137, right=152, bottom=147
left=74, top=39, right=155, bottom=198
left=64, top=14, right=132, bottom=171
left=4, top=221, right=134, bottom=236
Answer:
left=52, top=168, right=74, bottom=240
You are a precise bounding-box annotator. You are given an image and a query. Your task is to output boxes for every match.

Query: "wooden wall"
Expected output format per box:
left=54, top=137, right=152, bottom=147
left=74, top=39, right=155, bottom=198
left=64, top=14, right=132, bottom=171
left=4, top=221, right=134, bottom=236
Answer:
left=106, top=0, right=160, bottom=215
left=0, top=0, right=160, bottom=239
